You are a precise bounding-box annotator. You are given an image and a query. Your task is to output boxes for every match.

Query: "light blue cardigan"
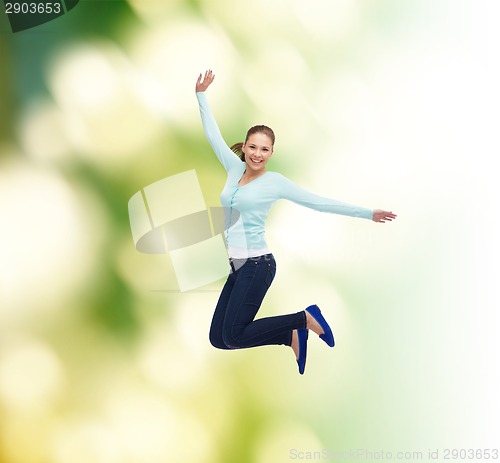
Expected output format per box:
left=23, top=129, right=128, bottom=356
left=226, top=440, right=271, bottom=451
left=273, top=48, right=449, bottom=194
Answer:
left=196, top=92, right=373, bottom=258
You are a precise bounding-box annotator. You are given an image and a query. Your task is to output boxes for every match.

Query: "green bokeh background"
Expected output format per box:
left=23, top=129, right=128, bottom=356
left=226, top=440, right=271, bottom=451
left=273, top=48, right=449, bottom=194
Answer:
left=1, top=1, right=499, bottom=462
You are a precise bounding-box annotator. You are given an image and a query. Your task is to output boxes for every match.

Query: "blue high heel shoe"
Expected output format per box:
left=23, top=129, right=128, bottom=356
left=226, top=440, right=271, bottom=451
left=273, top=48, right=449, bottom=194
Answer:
left=296, top=328, right=308, bottom=375
left=305, top=304, right=335, bottom=347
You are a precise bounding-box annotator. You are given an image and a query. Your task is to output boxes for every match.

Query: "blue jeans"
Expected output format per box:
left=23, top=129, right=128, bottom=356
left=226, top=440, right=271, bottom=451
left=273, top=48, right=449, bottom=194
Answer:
left=209, top=254, right=307, bottom=349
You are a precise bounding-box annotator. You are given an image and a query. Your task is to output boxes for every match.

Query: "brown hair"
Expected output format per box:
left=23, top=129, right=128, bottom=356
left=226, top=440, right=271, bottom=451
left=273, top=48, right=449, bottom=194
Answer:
left=230, top=125, right=275, bottom=161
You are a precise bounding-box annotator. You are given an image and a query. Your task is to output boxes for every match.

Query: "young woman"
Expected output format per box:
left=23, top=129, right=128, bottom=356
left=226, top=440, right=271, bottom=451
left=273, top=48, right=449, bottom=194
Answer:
left=195, top=70, right=396, bottom=374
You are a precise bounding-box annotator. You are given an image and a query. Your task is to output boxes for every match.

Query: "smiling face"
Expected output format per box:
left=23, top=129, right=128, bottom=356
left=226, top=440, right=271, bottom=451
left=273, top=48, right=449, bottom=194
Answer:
left=242, top=132, right=274, bottom=174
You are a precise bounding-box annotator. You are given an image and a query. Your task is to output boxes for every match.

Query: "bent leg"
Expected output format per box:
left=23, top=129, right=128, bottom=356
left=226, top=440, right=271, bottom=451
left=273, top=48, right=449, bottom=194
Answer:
left=209, top=273, right=235, bottom=350
left=222, top=258, right=306, bottom=349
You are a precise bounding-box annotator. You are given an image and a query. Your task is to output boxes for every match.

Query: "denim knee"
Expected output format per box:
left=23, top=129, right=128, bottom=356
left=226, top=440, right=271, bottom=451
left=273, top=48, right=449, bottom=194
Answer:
left=222, top=331, right=241, bottom=350
left=209, top=331, right=230, bottom=350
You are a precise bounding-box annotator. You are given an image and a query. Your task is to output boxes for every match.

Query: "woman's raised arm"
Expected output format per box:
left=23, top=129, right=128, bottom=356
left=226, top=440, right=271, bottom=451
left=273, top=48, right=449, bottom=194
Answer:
left=195, top=70, right=242, bottom=173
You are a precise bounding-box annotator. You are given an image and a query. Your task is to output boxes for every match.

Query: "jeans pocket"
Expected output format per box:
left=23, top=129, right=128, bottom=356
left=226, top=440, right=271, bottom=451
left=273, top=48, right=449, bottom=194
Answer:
left=264, top=261, right=276, bottom=287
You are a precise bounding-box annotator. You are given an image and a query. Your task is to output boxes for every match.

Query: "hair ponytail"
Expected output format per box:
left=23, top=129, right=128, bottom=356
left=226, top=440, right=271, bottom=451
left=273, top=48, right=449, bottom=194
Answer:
left=230, top=142, right=245, bottom=161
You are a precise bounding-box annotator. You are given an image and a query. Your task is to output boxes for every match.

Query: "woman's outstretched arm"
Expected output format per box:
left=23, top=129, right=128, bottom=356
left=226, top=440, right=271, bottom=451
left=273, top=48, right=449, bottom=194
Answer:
left=195, top=70, right=242, bottom=173
left=277, top=173, right=396, bottom=222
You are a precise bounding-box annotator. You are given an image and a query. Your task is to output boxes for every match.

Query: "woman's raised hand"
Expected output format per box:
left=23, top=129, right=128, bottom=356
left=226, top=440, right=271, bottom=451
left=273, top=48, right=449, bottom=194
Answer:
left=196, top=69, right=215, bottom=92
left=372, top=209, right=397, bottom=223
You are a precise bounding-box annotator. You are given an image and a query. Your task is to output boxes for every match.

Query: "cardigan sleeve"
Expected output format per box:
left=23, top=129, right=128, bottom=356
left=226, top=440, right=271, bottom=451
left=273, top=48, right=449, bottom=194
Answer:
left=277, top=174, right=373, bottom=220
left=196, top=92, right=243, bottom=173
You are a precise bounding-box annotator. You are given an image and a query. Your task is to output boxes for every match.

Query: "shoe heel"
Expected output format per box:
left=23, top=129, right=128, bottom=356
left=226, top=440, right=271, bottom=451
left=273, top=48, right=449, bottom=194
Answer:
left=296, top=328, right=308, bottom=375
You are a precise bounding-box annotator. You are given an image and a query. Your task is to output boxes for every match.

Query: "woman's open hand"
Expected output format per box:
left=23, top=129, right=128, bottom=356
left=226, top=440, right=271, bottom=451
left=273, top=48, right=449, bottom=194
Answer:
left=196, top=69, right=215, bottom=92
left=372, top=209, right=397, bottom=223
